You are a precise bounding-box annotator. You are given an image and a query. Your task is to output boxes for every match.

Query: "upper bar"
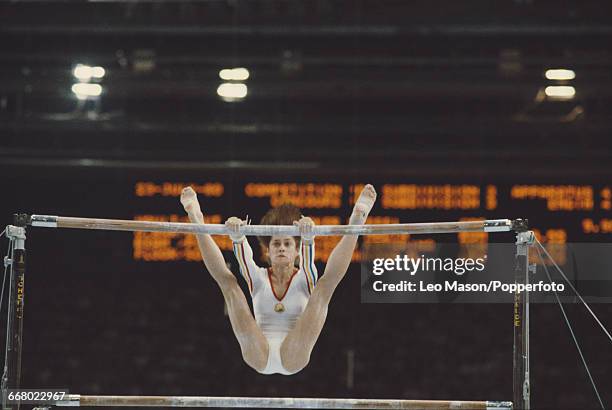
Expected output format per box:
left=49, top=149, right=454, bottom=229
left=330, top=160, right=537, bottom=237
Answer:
left=54, top=394, right=513, bottom=409
left=28, top=215, right=515, bottom=236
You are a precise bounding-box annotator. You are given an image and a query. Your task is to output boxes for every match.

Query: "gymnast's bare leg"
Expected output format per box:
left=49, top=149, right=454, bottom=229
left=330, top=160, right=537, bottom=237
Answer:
left=280, top=184, right=377, bottom=372
left=180, top=187, right=269, bottom=371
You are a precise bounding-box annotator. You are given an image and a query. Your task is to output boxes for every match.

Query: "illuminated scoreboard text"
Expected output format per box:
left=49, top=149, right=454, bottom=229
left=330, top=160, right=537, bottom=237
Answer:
left=132, top=181, right=611, bottom=264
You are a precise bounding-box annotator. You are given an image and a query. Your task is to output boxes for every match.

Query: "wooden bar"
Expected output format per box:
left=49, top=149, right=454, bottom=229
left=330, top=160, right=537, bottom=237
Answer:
left=54, top=395, right=512, bottom=409
left=29, top=215, right=513, bottom=236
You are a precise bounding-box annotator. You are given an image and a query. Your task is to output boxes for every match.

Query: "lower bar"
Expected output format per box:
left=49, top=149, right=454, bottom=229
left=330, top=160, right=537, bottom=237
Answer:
left=55, top=395, right=512, bottom=409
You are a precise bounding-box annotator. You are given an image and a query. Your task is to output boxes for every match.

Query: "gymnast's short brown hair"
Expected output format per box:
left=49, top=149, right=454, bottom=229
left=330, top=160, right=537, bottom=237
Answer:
left=257, top=203, right=302, bottom=249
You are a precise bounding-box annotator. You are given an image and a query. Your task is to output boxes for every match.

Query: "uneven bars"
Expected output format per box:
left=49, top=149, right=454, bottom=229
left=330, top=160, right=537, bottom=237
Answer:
left=28, top=215, right=521, bottom=236
left=54, top=395, right=513, bottom=409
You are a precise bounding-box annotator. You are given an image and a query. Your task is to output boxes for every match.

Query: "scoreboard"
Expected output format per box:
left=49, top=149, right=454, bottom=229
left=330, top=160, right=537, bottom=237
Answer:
left=131, top=180, right=612, bottom=264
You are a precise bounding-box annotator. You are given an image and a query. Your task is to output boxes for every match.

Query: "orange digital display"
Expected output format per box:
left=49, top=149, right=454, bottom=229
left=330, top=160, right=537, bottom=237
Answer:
left=381, top=184, right=480, bottom=210
left=510, top=185, right=594, bottom=211
left=132, top=181, right=609, bottom=264
left=582, top=218, right=612, bottom=234
left=485, top=185, right=498, bottom=210
left=245, top=183, right=342, bottom=208
left=135, top=182, right=224, bottom=198
left=601, top=187, right=611, bottom=210
left=133, top=214, right=232, bottom=262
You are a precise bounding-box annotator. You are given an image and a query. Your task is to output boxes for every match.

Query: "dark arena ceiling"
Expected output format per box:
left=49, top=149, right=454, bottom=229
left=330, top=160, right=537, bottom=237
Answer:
left=1, top=0, right=611, bottom=175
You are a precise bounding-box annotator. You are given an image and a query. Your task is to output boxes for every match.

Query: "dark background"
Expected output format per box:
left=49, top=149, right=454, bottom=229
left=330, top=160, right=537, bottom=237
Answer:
left=1, top=1, right=611, bottom=409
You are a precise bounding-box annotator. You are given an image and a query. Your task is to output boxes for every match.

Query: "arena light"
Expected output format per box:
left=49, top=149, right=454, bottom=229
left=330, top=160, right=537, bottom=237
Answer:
left=91, top=66, right=106, bottom=79
left=217, top=83, right=248, bottom=101
left=73, top=64, right=106, bottom=81
left=74, top=64, right=93, bottom=81
left=544, top=85, right=575, bottom=100
left=545, top=69, right=575, bottom=81
left=219, top=67, right=250, bottom=81
left=71, top=83, right=102, bottom=100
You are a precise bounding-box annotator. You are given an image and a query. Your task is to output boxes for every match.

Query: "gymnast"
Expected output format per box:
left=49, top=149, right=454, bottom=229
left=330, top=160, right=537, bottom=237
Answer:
left=180, top=184, right=377, bottom=375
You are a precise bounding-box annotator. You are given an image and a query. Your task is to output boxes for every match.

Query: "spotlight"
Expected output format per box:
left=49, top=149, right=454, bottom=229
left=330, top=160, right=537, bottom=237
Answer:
left=71, top=83, right=102, bottom=100
left=545, top=69, right=575, bottom=81
left=544, top=86, right=575, bottom=100
left=217, top=83, right=247, bottom=101
left=219, top=68, right=250, bottom=81
left=74, top=64, right=93, bottom=81
left=91, top=66, right=106, bottom=79
left=73, top=64, right=105, bottom=81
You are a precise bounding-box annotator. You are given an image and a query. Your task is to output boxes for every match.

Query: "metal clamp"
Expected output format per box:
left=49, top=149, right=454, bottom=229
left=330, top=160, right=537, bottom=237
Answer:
left=528, top=263, right=537, bottom=275
left=5, top=226, right=26, bottom=241
left=516, top=231, right=535, bottom=246
left=523, top=379, right=530, bottom=400
left=5, top=225, right=26, bottom=251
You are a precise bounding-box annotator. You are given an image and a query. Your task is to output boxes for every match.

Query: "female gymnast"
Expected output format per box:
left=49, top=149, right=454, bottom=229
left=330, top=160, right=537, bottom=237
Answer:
left=180, top=184, right=377, bottom=375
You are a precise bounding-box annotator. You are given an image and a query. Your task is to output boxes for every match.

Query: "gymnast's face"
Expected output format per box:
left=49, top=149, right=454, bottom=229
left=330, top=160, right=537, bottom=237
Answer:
left=268, top=235, right=299, bottom=266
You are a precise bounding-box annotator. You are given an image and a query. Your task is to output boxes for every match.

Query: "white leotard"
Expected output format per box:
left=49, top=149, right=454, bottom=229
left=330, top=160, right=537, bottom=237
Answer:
left=232, top=238, right=318, bottom=374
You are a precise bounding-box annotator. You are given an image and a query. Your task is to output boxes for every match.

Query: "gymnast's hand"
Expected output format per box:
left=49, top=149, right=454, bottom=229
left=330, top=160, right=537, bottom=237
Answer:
left=225, top=216, right=246, bottom=242
left=294, top=216, right=315, bottom=243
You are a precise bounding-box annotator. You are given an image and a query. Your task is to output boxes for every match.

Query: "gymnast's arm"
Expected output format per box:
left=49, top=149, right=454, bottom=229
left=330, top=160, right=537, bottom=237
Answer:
left=296, top=217, right=318, bottom=292
left=227, top=217, right=264, bottom=293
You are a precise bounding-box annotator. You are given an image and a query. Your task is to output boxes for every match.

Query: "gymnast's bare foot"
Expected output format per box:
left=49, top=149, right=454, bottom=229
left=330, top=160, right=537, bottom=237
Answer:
left=351, top=184, right=377, bottom=224
left=180, top=186, right=204, bottom=222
